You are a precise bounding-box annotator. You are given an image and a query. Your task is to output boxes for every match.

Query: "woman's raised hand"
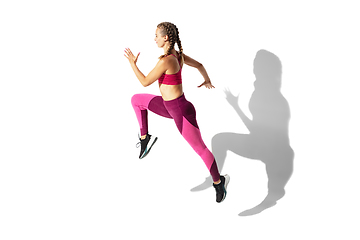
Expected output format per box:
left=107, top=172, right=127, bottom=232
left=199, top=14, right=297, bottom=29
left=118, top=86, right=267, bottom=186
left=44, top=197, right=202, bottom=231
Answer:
left=124, top=48, right=140, bottom=66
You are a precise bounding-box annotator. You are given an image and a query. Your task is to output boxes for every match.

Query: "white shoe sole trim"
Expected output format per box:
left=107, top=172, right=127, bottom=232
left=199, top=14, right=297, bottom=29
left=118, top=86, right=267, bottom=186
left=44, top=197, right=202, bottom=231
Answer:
left=221, top=174, right=230, bottom=202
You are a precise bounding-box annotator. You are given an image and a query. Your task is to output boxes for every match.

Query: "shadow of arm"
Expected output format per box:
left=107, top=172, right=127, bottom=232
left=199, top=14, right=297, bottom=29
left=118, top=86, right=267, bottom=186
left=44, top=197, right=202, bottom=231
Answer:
left=232, top=105, right=252, bottom=132
left=224, top=88, right=253, bottom=132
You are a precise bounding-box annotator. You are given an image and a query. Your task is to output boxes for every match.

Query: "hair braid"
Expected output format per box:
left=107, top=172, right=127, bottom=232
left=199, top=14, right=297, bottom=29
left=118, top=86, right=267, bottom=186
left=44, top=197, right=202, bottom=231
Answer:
left=157, top=22, right=183, bottom=61
left=165, top=24, right=175, bottom=57
left=173, top=25, right=183, bottom=63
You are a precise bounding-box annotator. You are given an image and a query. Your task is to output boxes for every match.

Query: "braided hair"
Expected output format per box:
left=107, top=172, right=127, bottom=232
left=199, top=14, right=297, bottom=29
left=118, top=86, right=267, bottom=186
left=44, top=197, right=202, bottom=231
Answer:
left=157, top=22, right=183, bottom=63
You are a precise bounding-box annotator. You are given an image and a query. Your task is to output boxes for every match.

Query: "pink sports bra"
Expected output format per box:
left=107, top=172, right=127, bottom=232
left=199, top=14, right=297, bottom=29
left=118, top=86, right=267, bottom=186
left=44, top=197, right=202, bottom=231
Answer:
left=158, top=54, right=182, bottom=85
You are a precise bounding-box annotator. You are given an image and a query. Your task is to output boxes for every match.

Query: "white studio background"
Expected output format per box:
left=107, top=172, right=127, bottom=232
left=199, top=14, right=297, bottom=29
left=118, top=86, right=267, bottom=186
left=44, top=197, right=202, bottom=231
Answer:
left=1, top=0, right=359, bottom=239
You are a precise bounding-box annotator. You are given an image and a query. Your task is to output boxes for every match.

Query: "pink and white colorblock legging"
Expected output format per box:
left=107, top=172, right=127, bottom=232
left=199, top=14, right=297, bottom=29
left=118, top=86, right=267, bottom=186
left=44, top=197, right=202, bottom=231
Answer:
left=131, top=93, right=220, bottom=182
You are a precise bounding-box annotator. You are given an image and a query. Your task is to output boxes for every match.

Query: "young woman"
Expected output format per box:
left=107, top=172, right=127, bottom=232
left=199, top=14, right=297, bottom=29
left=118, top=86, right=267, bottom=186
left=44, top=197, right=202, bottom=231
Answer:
left=124, top=22, right=229, bottom=203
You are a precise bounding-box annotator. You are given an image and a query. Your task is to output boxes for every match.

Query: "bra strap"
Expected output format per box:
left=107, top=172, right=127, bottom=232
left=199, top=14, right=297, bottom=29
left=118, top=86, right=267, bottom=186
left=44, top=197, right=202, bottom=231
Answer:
left=170, top=54, right=181, bottom=68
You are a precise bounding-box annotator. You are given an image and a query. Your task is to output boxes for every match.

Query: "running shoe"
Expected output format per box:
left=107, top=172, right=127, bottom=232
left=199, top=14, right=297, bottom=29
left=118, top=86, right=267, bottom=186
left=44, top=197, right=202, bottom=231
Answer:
left=136, top=134, right=158, bottom=159
left=213, top=174, right=230, bottom=203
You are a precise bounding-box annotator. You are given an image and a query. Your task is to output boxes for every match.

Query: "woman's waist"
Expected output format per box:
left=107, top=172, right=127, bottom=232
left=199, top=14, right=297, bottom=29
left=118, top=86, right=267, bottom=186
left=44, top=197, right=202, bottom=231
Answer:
left=159, top=84, right=183, bottom=101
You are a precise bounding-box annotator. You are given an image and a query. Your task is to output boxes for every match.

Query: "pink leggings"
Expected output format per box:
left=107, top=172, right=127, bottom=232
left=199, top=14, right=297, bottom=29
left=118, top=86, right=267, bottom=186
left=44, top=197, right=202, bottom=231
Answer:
left=131, top=93, right=220, bottom=182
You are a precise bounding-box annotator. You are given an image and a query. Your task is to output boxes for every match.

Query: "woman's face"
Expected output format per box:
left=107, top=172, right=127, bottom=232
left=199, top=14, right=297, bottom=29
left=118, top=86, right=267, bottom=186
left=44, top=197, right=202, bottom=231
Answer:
left=154, top=28, right=167, bottom=48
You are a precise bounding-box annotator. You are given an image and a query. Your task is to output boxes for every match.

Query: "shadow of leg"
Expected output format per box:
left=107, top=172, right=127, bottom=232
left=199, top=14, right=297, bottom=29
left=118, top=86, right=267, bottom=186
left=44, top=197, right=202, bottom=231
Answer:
left=239, top=147, right=294, bottom=216
left=238, top=190, right=281, bottom=216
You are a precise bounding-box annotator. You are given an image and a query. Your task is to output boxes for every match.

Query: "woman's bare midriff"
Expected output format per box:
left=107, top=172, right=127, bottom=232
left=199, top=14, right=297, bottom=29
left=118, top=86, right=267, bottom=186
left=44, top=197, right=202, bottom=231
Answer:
left=159, top=83, right=183, bottom=101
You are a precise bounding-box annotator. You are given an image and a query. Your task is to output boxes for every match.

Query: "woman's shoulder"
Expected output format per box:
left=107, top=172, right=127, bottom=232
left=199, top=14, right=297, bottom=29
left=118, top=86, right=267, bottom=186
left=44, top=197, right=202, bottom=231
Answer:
left=158, top=52, right=183, bottom=68
left=159, top=55, right=173, bottom=64
left=163, top=53, right=179, bottom=63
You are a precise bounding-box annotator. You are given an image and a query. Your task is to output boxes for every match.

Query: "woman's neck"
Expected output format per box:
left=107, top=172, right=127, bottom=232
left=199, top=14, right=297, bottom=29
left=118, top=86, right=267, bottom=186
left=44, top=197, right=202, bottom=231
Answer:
left=163, top=46, right=176, bottom=55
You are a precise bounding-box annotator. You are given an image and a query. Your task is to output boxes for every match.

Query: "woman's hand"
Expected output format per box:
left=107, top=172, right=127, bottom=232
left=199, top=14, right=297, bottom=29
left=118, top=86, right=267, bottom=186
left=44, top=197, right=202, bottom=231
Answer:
left=198, top=80, right=215, bottom=89
left=124, top=48, right=140, bottom=66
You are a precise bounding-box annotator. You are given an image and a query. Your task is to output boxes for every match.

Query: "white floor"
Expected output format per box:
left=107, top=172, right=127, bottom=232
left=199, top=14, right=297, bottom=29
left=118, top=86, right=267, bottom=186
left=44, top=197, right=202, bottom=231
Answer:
left=1, top=1, right=359, bottom=239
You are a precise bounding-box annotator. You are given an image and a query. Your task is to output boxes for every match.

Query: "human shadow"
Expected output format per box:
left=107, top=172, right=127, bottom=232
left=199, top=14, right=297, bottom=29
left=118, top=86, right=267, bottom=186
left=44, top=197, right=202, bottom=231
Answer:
left=191, top=49, right=294, bottom=216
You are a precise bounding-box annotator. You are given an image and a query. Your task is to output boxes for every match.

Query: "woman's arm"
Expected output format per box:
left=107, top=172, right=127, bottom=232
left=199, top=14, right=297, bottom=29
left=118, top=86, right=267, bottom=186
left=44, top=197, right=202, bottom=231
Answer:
left=131, top=59, right=167, bottom=87
left=183, top=53, right=214, bottom=89
left=124, top=48, right=167, bottom=87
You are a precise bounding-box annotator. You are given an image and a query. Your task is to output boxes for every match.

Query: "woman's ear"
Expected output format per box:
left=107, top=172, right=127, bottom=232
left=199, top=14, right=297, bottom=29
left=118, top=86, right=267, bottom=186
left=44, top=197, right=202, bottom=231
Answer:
left=163, top=35, right=169, bottom=42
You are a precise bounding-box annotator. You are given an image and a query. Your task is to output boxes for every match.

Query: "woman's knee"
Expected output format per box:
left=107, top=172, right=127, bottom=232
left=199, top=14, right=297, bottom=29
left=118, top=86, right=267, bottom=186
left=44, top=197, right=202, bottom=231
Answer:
left=131, top=94, right=141, bottom=106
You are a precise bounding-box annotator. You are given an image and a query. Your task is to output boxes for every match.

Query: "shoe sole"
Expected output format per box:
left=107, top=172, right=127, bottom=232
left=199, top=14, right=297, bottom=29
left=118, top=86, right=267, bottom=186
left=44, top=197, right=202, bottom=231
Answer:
left=140, top=136, right=158, bottom=159
left=220, top=174, right=230, bottom=202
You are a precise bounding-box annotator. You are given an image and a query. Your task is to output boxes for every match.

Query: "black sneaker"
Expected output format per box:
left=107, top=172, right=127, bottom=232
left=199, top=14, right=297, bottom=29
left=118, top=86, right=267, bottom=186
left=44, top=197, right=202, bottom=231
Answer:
left=136, top=134, right=158, bottom=159
left=213, top=175, right=230, bottom=203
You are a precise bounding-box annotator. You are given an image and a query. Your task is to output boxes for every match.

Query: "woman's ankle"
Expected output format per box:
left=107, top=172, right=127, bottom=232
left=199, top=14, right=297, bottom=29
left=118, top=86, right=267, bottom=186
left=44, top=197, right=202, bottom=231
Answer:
left=214, top=179, right=221, bottom=185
